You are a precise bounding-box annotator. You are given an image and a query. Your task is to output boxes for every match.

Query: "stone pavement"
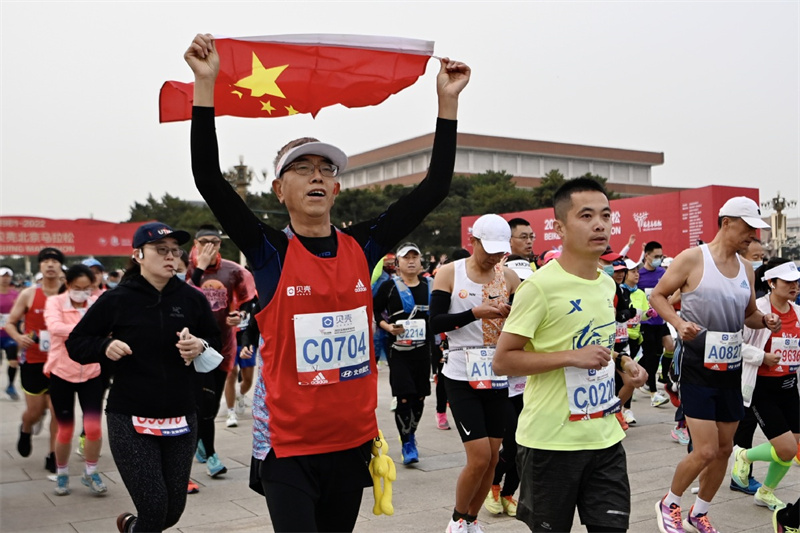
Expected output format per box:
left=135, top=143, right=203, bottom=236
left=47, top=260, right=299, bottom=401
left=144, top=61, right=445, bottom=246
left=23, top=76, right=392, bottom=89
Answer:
left=0, top=362, right=797, bottom=532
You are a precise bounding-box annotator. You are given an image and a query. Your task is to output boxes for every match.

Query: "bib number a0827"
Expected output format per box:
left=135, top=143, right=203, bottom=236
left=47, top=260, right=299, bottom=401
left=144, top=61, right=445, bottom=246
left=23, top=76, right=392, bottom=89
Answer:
left=703, top=330, right=742, bottom=371
left=294, top=306, right=371, bottom=386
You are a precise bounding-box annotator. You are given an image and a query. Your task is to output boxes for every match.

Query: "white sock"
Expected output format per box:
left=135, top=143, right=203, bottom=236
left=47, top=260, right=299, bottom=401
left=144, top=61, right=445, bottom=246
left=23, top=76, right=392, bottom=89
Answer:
left=57, top=465, right=69, bottom=476
left=85, top=460, right=98, bottom=475
left=692, top=497, right=710, bottom=517
left=228, top=408, right=235, bottom=415
left=663, top=491, right=681, bottom=507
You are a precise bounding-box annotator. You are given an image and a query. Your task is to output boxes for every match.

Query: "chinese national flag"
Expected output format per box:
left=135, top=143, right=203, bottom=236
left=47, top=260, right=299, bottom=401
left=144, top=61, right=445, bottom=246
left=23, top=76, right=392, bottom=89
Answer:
left=159, top=34, right=434, bottom=123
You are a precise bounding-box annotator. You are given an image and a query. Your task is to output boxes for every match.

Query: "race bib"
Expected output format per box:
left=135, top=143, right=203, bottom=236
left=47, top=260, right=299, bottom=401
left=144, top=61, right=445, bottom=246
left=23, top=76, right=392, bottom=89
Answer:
left=464, top=347, right=507, bottom=390
left=565, top=361, right=620, bottom=421
left=132, top=416, right=190, bottom=436
left=294, top=306, right=371, bottom=386
left=0, top=314, right=8, bottom=328
left=703, top=330, right=743, bottom=371
left=395, top=319, right=426, bottom=345
left=627, top=310, right=642, bottom=328
left=615, top=322, right=629, bottom=344
left=38, top=330, right=50, bottom=352
left=771, top=337, right=800, bottom=373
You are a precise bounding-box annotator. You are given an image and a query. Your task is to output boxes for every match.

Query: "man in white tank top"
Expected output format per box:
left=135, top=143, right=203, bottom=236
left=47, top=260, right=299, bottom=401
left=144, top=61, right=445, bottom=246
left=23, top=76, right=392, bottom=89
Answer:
left=650, top=196, right=781, bottom=533
left=430, top=214, right=520, bottom=533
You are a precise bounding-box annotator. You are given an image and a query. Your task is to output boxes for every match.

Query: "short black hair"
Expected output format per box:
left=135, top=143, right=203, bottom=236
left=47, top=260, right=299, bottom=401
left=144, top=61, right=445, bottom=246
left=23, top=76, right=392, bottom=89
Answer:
left=65, top=264, right=95, bottom=285
left=644, top=241, right=662, bottom=254
left=507, top=218, right=531, bottom=230
left=553, top=178, right=608, bottom=221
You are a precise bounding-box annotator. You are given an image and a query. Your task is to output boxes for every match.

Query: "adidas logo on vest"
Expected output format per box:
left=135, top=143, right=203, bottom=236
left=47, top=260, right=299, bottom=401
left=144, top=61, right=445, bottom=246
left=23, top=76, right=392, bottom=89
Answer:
left=311, top=372, right=328, bottom=385
left=354, top=279, right=367, bottom=293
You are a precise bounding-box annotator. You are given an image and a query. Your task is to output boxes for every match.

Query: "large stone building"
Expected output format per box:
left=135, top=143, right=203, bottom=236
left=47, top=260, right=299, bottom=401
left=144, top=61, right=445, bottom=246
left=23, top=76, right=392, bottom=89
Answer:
left=339, top=132, right=681, bottom=197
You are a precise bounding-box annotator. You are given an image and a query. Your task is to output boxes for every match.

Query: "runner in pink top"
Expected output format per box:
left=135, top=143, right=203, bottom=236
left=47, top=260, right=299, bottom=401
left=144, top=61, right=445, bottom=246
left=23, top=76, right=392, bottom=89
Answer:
left=44, top=264, right=106, bottom=496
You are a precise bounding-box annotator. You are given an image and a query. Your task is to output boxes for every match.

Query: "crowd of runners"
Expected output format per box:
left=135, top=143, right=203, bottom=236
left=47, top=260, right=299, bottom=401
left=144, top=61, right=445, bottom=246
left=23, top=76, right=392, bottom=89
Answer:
left=1, top=33, right=798, bottom=533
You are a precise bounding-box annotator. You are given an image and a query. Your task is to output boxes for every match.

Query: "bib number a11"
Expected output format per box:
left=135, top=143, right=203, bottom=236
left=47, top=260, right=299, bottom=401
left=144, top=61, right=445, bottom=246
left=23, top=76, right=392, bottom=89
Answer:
left=464, top=347, right=507, bottom=390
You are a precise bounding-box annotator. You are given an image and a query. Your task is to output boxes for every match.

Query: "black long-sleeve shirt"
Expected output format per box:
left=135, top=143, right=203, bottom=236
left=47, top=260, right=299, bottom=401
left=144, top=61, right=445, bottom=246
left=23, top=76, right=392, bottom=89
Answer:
left=190, top=106, right=458, bottom=308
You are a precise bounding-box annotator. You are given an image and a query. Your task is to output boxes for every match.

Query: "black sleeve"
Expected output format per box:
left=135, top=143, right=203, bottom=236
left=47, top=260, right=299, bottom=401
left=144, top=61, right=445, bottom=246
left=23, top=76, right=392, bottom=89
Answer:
left=241, top=300, right=261, bottom=348
left=66, top=293, right=116, bottom=365
left=429, top=289, right=478, bottom=334
left=191, top=267, right=205, bottom=287
left=191, top=106, right=289, bottom=267
left=343, top=118, right=458, bottom=263
left=372, top=279, right=394, bottom=324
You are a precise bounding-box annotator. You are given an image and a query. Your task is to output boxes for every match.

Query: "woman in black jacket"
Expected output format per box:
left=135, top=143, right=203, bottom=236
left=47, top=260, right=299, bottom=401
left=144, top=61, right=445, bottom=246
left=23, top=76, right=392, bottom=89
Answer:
left=67, top=222, right=221, bottom=533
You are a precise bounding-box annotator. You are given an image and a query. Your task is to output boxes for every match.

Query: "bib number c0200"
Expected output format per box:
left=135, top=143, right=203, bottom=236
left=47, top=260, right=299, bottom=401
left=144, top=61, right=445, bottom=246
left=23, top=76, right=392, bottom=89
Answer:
left=703, top=330, right=742, bottom=371
left=294, top=306, right=371, bottom=386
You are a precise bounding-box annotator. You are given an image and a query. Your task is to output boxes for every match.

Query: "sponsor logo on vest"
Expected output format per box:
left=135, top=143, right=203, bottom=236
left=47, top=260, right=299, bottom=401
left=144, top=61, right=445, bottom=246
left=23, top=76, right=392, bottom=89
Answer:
left=711, top=364, right=721, bottom=370
left=458, top=289, right=468, bottom=299
left=476, top=381, right=486, bottom=389
left=287, top=286, right=295, bottom=296
left=740, top=280, right=749, bottom=289
left=311, top=372, right=328, bottom=385
left=354, top=279, right=367, bottom=293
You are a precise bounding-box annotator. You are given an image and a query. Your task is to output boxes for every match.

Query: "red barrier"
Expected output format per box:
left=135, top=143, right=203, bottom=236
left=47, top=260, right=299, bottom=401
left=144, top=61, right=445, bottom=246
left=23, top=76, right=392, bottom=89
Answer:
left=461, top=185, right=761, bottom=258
left=0, top=217, right=154, bottom=256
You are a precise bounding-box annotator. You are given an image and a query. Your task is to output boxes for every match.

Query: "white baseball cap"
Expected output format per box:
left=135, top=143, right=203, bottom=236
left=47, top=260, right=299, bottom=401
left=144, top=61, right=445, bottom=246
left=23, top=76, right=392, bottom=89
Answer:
left=471, top=214, right=511, bottom=254
left=718, top=197, right=770, bottom=229
left=275, top=142, right=348, bottom=177
left=506, top=259, right=533, bottom=280
left=623, top=259, right=639, bottom=270
left=762, top=262, right=800, bottom=282
left=396, top=243, right=421, bottom=257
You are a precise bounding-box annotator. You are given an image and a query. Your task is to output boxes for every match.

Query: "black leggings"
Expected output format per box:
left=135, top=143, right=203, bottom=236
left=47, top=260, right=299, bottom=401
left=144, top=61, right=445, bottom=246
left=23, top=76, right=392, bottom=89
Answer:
left=493, top=394, right=523, bottom=495
left=107, top=411, right=197, bottom=532
left=263, top=481, right=363, bottom=532
left=432, top=357, right=448, bottom=414
left=195, top=368, right=227, bottom=456
left=640, top=325, right=664, bottom=392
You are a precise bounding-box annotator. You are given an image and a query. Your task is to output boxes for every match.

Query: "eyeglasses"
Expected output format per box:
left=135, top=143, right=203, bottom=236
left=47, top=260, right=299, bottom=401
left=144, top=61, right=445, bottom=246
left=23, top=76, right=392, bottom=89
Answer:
left=281, top=161, right=339, bottom=178
left=197, top=238, right=222, bottom=246
left=512, top=234, right=535, bottom=241
left=147, top=245, right=183, bottom=257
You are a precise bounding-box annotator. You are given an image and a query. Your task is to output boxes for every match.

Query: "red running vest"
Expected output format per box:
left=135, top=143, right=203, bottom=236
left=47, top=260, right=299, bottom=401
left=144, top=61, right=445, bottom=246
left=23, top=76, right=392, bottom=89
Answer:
left=256, top=231, right=378, bottom=457
left=24, top=288, right=49, bottom=364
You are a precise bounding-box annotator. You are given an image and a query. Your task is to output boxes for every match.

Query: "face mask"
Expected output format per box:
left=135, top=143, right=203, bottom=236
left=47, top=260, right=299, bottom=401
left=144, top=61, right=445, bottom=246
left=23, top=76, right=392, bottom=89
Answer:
left=176, top=272, right=187, bottom=281
left=623, top=283, right=638, bottom=292
left=751, top=261, right=763, bottom=271
left=106, top=282, right=118, bottom=289
left=651, top=258, right=662, bottom=268
left=602, top=265, right=615, bottom=276
left=69, top=289, right=90, bottom=303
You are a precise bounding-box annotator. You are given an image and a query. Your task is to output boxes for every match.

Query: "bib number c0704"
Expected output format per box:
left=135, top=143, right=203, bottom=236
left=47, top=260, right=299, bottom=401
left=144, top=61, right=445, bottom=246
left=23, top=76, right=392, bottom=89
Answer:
left=294, top=306, right=372, bottom=386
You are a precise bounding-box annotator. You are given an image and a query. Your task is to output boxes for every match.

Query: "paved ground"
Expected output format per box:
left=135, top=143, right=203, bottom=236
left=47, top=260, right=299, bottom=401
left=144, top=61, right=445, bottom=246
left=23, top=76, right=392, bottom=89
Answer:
left=0, top=361, right=797, bottom=532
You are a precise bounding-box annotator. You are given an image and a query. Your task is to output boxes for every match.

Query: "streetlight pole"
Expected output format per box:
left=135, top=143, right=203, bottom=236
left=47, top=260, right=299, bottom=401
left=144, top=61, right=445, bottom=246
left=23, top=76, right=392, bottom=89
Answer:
left=761, top=192, right=797, bottom=258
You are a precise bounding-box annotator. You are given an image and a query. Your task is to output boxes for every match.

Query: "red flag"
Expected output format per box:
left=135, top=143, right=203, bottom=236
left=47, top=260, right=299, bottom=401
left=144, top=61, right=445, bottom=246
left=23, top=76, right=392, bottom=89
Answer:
left=159, top=34, right=434, bottom=123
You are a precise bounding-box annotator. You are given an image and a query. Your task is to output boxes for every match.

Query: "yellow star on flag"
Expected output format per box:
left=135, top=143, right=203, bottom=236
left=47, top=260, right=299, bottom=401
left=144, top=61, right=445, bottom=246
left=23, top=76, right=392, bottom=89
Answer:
left=285, top=105, right=299, bottom=115
left=260, top=100, right=275, bottom=114
left=234, top=53, right=288, bottom=98
left=231, top=90, right=243, bottom=99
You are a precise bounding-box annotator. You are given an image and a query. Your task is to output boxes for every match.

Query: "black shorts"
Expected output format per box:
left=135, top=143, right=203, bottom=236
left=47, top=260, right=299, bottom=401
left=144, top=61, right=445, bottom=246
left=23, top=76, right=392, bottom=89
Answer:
left=252, top=440, right=373, bottom=497
left=679, top=382, right=744, bottom=422
left=20, top=362, right=48, bottom=395
left=751, top=374, right=800, bottom=440
left=388, top=344, right=431, bottom=398
left=517, top=442, right=630, bottom=531
left=0, top=337, right=18, bottom=361
left=443, top=375, right=506, bottom=442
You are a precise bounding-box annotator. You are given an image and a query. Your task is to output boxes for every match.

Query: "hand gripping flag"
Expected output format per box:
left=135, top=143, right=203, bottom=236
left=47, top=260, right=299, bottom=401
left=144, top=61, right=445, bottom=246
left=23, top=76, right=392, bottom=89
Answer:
left=159, top=34, right=434, bottom=123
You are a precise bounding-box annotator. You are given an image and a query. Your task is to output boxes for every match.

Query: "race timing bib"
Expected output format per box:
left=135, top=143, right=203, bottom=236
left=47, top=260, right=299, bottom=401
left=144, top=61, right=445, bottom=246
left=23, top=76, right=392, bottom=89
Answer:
left=294, top=306, right=371, bottom=386
left=38, top=330, right=50, bottom=352
left=615, top=322, right=629, bottom=344
left=703, top=330, right=742, bottom=371
left=565, top=361, right=620, bottom=421
left=627, top=310, right=642, bottom=328
left=0, top=314, right=8, bottom=328
left=395, top=319, right=426, bottom=346
left=463, top=347, right=507, bottom=390
left=132, top=416, right=190, bottom=436
left=771, top=337, right=800, bottom=372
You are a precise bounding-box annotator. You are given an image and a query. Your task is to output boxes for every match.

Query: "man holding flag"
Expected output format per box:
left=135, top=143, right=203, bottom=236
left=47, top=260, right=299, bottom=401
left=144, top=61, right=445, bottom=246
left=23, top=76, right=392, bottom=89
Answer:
left=184, top=32, right=469, bottom=532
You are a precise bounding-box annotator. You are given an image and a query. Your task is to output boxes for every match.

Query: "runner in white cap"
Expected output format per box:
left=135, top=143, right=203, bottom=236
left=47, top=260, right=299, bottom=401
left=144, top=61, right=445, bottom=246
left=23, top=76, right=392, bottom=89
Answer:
left=651, top=196, right=780, bottom=533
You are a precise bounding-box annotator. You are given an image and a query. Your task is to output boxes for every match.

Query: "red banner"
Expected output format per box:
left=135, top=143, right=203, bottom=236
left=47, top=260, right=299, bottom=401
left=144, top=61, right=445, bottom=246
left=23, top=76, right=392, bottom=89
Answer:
left=0, top=217, right=152, bottom=257
left=160, top=34, right=433, bottom=122
left=461, top=185, right=761, bottom=259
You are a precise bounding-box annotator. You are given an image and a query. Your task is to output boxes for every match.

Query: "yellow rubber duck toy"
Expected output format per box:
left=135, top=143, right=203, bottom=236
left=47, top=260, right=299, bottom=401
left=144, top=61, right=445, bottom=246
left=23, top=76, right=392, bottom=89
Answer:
left=369, top=430, right=396, bottom=515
